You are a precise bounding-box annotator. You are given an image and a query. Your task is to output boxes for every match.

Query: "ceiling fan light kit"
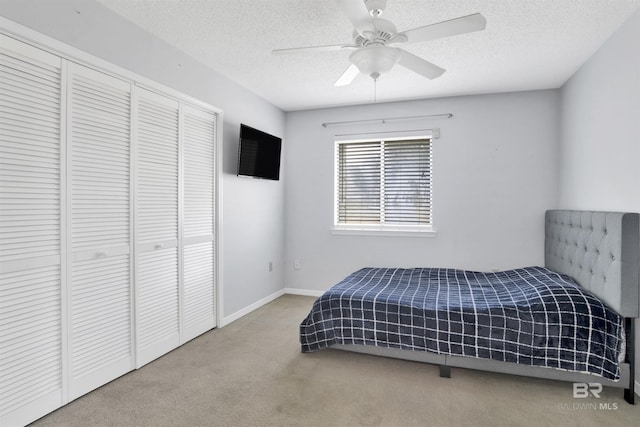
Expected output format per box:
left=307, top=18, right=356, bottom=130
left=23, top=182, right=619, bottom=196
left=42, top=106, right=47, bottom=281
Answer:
left=273, top=0, right=487, bottom=87
left=349, top=46, right=401, bottom=80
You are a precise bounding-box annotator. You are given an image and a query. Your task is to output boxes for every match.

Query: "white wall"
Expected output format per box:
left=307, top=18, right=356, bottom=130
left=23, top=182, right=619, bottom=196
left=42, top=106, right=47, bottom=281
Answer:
left=559, top=8, right=640, bottom=390
left=0, top=0, right=286, bottom=319
left=284, top=90, right=561, bottom=292
left=559, top=10, right=640, bottom=211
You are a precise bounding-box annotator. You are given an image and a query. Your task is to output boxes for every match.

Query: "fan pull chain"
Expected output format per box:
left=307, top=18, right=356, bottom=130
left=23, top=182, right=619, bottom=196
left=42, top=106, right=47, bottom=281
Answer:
left=373, top=77, right=377, bottom=103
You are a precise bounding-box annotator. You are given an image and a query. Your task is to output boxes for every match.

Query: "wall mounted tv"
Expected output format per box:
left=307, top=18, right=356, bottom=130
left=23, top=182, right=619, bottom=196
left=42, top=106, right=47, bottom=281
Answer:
left=237, top=124, right=282, bottom=181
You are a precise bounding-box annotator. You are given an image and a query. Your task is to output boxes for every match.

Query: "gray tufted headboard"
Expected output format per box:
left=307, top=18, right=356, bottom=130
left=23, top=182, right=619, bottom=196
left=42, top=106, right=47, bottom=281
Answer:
left=545, top=210, right=640, bottom=318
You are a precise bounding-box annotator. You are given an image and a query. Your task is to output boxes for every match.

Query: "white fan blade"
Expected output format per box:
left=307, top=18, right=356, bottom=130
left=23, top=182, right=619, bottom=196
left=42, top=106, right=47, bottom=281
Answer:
left=336, top=0, right=375, bottom=35
left=272, top=44, right=356, bottom=55
left=334, top=64, right=360, bottom=86
left=398, top=13, right=486, bottom=44
left=398, top=49, right=445, bottom=79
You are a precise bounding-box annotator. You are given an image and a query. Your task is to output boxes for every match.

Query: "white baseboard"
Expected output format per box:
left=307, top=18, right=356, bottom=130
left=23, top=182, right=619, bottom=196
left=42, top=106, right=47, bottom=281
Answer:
left=220, top=288, right=285, bottom=327
left=219, top=288, right=324, bottom=327
left=283, top=288, right=325, bottom=297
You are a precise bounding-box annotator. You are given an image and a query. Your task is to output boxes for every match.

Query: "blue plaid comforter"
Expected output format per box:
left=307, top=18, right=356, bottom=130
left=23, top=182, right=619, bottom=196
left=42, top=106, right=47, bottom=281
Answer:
left=300, top=267, right=625, bottom=380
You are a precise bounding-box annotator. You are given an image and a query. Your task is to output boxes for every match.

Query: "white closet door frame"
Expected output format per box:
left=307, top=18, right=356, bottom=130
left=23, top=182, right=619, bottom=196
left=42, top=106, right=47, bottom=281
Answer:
left=1, top=19, right=224, bottom=425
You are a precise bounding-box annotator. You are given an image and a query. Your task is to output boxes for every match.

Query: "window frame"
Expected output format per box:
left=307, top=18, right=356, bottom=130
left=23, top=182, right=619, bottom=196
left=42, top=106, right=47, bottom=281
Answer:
left=332, top=131, right=436, bottom=237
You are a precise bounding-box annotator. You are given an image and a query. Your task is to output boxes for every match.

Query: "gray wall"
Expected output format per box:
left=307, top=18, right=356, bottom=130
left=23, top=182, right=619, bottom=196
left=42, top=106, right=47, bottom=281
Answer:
left=0, top=0, right=287, bottom=320
left=284, top=90, right=561, bottom=291
left=559, top=8, right=640, bottom=389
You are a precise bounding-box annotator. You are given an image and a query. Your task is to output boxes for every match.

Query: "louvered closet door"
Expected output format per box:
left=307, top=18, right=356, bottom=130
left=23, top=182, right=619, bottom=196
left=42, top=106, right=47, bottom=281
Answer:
left=134, top=88, right=180, bottom=367
left=181, top=105, right=216, bottom=343
left=0, top=35, right=64, bottom=427
left=67, top=63, right=133, bottom=399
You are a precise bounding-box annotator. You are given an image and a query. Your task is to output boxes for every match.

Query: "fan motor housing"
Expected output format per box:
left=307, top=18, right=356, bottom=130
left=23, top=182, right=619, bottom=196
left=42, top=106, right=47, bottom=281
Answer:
left=354, top=18, right=398, bottom=46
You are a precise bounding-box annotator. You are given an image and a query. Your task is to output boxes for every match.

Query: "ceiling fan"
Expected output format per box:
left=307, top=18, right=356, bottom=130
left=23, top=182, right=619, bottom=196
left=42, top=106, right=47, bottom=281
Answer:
left=272, top=0, right=486, bottom=86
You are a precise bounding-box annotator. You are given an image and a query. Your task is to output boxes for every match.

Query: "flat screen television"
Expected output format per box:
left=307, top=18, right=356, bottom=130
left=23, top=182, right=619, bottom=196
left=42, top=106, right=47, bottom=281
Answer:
left=237, top=124, right=282, bottom=180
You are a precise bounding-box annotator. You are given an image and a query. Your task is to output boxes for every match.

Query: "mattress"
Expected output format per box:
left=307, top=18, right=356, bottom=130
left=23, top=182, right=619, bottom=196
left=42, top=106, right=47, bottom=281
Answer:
left=300, top=267, right=625, bottom=380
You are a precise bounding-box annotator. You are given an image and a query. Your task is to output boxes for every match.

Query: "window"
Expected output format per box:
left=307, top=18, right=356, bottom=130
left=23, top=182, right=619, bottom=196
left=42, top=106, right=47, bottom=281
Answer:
left=334, top=135, right=434, bottom=235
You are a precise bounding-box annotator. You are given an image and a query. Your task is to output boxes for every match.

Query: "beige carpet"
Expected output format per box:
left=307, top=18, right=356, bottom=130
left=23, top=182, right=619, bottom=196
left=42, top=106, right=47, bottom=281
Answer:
left=31, top=295, right=639, bottom=427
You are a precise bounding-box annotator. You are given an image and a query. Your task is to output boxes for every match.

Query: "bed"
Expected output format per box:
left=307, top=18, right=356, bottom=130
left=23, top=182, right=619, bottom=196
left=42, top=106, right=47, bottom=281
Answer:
left=300, top=210, right=639, bottom=403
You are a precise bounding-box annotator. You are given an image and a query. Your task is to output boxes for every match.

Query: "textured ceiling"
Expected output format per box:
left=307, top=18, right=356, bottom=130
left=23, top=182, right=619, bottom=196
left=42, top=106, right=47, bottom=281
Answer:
left=97, top=0, right=640, bottom=111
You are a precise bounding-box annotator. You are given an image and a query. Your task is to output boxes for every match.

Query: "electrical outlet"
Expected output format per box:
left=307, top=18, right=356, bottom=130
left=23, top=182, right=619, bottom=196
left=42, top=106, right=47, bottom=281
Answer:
left=294, top=259, right=301, bottom=270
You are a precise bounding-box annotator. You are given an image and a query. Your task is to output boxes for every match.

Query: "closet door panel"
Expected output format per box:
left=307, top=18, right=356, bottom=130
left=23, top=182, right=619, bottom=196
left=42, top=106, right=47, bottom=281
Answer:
left=136, top=247, right=179, bottom=362
left=68, top=255, right=131, bottom=395
left=0, top=34, right=64, bottom=427
left=182, top=106, right=216, bottom=342
left=134, top=88, right=180, bottom=367
left=67, top=63, right=133, bottom=399
left=183, top=240, right=215, bottom=341
left=182, top=107, right=215, bottom=240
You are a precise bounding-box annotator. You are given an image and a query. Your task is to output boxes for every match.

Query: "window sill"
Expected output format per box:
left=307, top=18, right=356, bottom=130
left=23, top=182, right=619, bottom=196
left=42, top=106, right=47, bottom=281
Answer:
left=331, top=226, right=437, bottom=237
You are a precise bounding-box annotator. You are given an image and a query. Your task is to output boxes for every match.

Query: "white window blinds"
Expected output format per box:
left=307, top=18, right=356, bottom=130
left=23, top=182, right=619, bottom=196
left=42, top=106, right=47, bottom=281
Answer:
left=337, top=141, right=381, bottom=224
left=335, top=137, right=432, bottom=229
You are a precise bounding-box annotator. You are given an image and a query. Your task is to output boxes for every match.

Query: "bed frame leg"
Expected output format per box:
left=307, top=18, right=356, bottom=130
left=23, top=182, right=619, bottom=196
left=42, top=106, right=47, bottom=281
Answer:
left=439, top=365, right=451, bottom=378
left=624, top=318, right=635, bottom=404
